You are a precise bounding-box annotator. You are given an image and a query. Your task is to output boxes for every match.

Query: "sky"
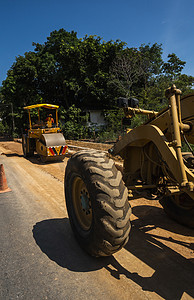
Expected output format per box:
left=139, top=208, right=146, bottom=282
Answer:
left=0, top=0, right=194, bottom=85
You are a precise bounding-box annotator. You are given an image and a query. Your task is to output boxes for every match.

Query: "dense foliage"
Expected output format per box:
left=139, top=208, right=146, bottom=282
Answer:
left=0, top=29, right=194, bottom=139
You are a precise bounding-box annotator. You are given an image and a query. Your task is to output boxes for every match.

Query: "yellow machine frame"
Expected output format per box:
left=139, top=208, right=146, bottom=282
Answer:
left=111, top=85, right=194, bottom=202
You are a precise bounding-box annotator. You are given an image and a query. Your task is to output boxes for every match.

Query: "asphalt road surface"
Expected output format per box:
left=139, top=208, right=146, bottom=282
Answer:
left=0, top=142, right=194, bottom=300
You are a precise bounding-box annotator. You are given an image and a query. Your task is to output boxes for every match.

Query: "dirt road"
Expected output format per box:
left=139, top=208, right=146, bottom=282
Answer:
left=0, top=141, right=194, bottom=299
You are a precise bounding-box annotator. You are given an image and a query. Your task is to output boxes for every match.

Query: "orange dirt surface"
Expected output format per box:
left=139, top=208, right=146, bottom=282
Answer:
left=66, top=139, right=112, bottom=151
left=0, top=140, right=67, bottom=182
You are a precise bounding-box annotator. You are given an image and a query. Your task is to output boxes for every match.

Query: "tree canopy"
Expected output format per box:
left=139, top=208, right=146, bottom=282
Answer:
left=0, top=29, right=194, bottom=136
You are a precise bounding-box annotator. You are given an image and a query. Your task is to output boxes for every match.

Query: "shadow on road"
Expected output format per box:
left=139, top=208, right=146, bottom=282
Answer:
left=124, top=205, right=194, bottom=299
left=28, top=155, right=65, bottom=166
left=132, top=204, right=194, bottom=237
left=33, top=218, right=109, bottom=272
left=3, top=153, right=23, bottom=158
left=33, top=207, right=194, bottom=300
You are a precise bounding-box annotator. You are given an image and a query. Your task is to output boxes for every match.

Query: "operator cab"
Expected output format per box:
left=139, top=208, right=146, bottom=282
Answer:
left=23, top=103, right=59, bottom=131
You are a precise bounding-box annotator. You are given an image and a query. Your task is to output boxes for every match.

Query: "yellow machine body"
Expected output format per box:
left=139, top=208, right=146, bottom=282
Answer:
left=111, top=86, right=194, bottom=203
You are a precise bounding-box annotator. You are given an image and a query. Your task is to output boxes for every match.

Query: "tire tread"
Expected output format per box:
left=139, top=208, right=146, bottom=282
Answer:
left=65, top=150, right=131, bottom=257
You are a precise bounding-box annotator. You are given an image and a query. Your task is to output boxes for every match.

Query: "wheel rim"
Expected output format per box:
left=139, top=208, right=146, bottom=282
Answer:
left=72, top=176, right=92, bottom=231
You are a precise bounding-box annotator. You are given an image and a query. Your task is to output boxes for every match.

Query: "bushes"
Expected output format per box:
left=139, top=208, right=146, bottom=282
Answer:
left=59, top=104, right=150, bottom=142
left=0, top=121, right=9, bottom=136
left=60, top=105, right=89, bottom=140
left=59, top=105, right=125, bottom=142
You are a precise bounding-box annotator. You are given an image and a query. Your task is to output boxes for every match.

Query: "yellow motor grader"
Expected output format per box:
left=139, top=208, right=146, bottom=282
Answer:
left=22, top=103, right=68, bottom=162
left=65, top=85, right=194, bottom=257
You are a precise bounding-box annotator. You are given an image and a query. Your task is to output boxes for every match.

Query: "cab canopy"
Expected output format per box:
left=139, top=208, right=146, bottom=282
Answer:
left=23, top=103, right=59, bottom=110
left=23, top=103, right=59, bottom=129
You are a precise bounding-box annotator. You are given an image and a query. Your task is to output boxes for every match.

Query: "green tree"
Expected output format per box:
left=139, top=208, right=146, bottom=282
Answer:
left=1, top=29, right=193, bottom=137
left=1, top=51, right=42, bottom=133
left=31, top=30, right=126, bottom=109
left=162, top=53, right=186, bottom=80
left=110, top=48, right=145, bottom=97
left=174, top=74, right=194, bottom=95
left=139, top=43, right=163, bottom=88
left=60, top=105, right=89, bottom=139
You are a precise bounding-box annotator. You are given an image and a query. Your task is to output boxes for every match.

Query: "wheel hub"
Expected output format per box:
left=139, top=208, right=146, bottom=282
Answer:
left=72, top=176, right=92, bottom=230
left=80, top=190, right=91, bottom=215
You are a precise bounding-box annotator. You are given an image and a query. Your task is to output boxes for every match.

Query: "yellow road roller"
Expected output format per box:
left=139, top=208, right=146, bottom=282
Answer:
left=22, top=103, right=68, bottom=162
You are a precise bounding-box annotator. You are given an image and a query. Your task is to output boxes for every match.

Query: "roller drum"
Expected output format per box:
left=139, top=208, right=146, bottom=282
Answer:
left=40, top=133, right=66, bottom=146
left=39, top=133, right=67, bottom=162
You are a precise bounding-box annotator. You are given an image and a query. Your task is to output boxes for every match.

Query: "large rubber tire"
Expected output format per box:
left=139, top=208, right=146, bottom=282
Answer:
left=182, top=153, right=194, bottom=169
left=39, top=155, right=46, bottom=163
left=22, top=134, right=29, bottom=157
left=22, top=134, right=34, bottom=158
left=159, top=193, right=194, bottom=228
left=65, top=150, right=131, bottom=257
